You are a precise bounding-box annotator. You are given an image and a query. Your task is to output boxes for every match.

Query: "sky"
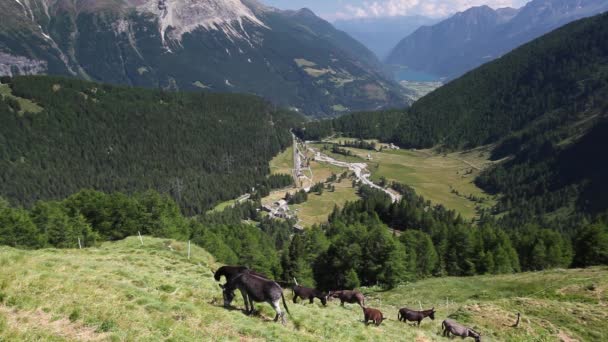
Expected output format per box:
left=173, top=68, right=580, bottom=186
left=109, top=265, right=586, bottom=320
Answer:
left=263, top=0, right=531, bottom=21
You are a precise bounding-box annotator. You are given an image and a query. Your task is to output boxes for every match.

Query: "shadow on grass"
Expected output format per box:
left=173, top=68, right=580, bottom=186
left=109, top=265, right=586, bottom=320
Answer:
left=211, top=302, right=277, bottom=322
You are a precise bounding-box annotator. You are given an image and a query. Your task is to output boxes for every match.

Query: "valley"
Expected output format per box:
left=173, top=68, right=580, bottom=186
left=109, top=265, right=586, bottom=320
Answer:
left=1, top=2, right=608, bottom=342
left=258, top=137, right=495, bottom=228
left=1, top=237, right=605, bottom=341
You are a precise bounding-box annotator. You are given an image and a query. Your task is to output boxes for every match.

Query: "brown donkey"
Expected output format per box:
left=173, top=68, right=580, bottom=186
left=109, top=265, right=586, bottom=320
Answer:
left=362, top=306, right=385, bottom=326
left=398, top=307, right=436, bottom=326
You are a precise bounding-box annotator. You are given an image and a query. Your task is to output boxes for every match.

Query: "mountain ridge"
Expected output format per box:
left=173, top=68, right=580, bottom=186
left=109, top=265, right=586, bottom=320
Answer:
left=387, top=0, right=608, bottom=79
left=0, top=0, right=410, bottom=117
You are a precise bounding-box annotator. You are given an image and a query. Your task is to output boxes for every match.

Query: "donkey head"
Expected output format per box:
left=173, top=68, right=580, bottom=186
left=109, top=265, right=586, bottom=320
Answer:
left=320, top=293, right=328, bottom=306
left=219, top=283, right=235, bottom=308
left=429, top=307, right=436, bottom=320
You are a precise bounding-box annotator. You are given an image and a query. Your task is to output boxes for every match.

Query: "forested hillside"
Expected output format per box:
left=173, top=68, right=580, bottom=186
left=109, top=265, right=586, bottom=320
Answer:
left=0, top=76, right=301, bottom=214
left=295, top=13, right=608, bottom=225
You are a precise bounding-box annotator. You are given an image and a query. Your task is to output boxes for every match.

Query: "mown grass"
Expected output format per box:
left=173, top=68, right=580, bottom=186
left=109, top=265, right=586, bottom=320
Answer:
left=269, top=146, right=294, bottom=176
left=1, top=238, right=605, bottom=341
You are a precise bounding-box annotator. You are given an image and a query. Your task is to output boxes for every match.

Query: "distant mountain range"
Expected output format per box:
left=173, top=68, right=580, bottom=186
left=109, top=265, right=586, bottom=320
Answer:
left=0, top=0, right=410, bottom=117
left=387, top=0, right=608, bottom=79
left=333, top=15, right=439, bottom=60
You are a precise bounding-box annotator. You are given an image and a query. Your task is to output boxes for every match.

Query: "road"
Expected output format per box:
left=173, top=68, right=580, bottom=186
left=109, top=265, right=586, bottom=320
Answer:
left=309, top=147, right=402, bottom=203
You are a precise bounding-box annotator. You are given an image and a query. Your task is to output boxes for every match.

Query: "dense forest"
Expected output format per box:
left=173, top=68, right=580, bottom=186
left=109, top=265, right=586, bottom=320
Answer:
left=295, top=13, right=608, bottom=225
left=0, top=76, right=301, bottom=214
left=4, top=185, right=604, bottom=290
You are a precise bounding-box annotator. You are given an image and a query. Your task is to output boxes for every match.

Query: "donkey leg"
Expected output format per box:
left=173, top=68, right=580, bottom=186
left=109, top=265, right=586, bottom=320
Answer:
left=240, top=291, right=250, bottom=314
left=271, top=299, right=285, bottom=325
left=293, top=295, right=298, bottom=304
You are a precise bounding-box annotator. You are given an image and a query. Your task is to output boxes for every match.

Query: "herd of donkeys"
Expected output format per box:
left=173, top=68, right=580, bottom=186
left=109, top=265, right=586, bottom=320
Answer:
left=214, top=265, right=482, bottom=341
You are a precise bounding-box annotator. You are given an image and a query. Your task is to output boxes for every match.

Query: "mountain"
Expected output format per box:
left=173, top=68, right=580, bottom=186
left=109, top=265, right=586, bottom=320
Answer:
left=0, top=0, right=410, bottom=117
left=299, top=12, right=608, bottom=223
left=333, top=15, right=439, bottom=59
left=387, top=0, right=608, bottom=79
left=0, top=75, right=301, bottom=214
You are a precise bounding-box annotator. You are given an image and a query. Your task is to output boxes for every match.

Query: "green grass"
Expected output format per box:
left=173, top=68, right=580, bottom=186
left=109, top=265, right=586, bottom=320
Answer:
left=1, top=238, right=606, bottom=341
left=310, top=143, right=365, bottom=163
left=328, top=145, right=496, bottom=220
left=292, top=178, right=359, bottom=227
left=207, top=199, right=238, bottom=214
left=270, top=146, right=294, bottom=176
left=0, top=83, right=43, bottom=114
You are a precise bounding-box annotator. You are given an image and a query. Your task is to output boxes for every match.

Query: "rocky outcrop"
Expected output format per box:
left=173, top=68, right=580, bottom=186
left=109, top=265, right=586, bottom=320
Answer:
left=0, top=52, right=47, bottom=76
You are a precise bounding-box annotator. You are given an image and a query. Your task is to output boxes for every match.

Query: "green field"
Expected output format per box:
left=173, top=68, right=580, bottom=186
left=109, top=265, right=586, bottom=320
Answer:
left=326, top=144, right=496, bottom=220
left=264, top=144, right=360, bottom=228
left=292, top=177, right=359, bottom=227
left=269, top=146, right=294, bottom=176
left=207, top=198, right=238, bottom=214
left=1, top=238, right=606, bottom=341
left=0, top=83, right=43, bottom=114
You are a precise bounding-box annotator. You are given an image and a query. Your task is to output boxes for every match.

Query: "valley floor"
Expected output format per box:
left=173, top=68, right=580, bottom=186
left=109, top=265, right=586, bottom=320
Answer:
left=0, top=238, right=606, bottom=341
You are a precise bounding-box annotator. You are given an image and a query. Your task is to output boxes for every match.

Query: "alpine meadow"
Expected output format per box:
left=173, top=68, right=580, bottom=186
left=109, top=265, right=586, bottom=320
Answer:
left=1, top=1, right=608, bottom=341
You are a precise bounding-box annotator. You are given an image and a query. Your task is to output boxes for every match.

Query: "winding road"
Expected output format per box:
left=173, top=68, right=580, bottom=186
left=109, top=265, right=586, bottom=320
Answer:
left=307, top=145, right=402, bottom=203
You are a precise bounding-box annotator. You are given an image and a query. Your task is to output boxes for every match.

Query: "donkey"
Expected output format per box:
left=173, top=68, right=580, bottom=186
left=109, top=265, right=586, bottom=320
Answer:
left=362, top=306, right=385, bottom=326
left=398, top=307, right=436, bottom=326
left=442, top=319, right=481, bottom=342
left=292, top=285, right=328, bottom=306
left=220, top=273, right=290, bottom=324
left=328, top=290, right=365, bottom=307
left=213, top=265, right=268, bottom=283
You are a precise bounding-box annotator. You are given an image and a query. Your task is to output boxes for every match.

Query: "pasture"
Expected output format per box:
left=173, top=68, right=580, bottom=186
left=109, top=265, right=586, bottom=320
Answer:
left=1, top=238, right=605, bottom=341
left=269, top=146, right=294, bottom=176
left=322, top=143, right=497, bottom=220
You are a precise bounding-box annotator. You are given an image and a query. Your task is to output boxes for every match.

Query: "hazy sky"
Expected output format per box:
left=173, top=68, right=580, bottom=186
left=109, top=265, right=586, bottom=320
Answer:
left=263, top=0, right=531, bottom=20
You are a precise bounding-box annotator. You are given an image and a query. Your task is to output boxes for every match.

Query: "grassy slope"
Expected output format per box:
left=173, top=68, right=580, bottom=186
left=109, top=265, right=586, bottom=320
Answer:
left=269, top=146, right=294, bottom=176
left=1, top=238, right=606, bottom=341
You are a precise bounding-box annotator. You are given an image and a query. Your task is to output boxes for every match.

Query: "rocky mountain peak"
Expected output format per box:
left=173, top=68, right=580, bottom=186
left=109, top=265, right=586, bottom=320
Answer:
left=133, top=0, right=269, bottom=45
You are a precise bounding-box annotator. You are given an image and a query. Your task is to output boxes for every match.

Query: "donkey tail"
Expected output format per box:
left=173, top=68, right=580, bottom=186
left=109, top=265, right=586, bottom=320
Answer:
left=281, top=292, right=291, bottom=315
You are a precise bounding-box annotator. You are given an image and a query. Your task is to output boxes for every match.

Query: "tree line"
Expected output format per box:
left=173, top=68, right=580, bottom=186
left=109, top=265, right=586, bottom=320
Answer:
left=2, top=183, right=606, bottom=290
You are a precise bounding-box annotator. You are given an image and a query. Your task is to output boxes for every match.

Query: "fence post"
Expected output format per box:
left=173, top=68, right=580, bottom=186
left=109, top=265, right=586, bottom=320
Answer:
left=138, top=231, right=144, bottom=245
left=78, top=237, right=82, bottom=249
left=188, top=240, right=191, bottom=260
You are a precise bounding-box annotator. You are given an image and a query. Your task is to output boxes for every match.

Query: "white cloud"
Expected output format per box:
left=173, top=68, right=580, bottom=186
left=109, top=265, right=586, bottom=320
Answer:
left=335, top=0, right=529, bottom=19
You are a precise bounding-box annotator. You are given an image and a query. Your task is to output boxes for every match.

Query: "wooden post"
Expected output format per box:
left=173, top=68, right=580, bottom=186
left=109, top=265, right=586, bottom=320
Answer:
left=419, top=300, right=423, bottom=310
left=78, top=237, right=82, bottom=249
left=446, top=297, right=449, bottom=312
left=188, top=240, right=191, bottom=260
left=138, top=231, right=144, bottom=245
